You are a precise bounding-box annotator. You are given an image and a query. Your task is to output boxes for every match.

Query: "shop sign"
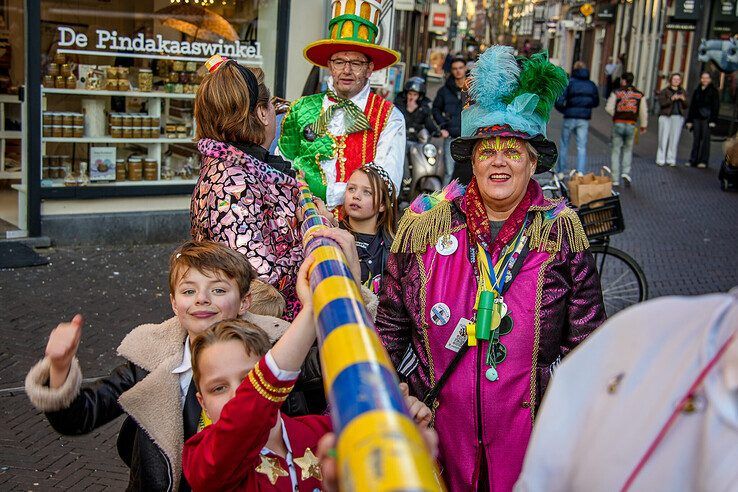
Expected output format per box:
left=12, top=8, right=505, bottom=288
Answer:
left=579, top=3, right=594, bottom=17
left=394, top=0, right=416, bottom=11
left=428, top=3, right=451, bottom=34
left=673, top=0, right=701, bottom=20
left=56, top=26, right=263, bottom=64
left=715, top=0, right=737, bottom=19
left=597, top=4, right=617, bottom=21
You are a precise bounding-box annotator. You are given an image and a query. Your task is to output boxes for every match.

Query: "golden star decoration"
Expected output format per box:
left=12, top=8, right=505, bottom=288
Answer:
left=294, top=447, right=323, bottom=481
left=255, top=455, right=288, bottom=485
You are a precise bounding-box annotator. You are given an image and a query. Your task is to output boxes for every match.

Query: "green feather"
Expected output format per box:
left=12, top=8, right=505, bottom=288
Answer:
left=504, top=52, right=568, bottom=123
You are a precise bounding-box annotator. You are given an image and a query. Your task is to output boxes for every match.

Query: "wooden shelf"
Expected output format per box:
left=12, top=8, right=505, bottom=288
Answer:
left=42, top=88, right=196, bottom=99
left=43, top=137, right=194, bottom=144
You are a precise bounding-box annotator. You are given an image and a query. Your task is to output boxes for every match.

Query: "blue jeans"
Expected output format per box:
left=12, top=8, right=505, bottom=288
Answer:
left=558, top=118, right=589, bottom=174
left=611, top=122, right=636, bottom=182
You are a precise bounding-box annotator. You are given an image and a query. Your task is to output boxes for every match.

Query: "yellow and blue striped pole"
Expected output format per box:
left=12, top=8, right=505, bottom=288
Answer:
left=298, top=183, right=441, bottom=491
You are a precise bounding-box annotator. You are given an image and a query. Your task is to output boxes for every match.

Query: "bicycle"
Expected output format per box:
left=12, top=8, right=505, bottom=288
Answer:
left=541, top=172, right=648, bottom=316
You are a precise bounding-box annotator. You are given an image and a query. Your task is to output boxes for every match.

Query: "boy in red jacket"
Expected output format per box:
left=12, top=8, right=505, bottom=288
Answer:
left=184, top=258, right=431, bottom=491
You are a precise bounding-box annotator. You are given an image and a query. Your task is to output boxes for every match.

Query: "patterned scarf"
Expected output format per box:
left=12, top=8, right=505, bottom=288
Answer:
left=314, top=90, right=371, bottom=136
left=465, top=176, right=535, bottom=253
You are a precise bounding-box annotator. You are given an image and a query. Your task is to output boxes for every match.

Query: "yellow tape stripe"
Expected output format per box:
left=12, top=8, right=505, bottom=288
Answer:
left=320, top=324, right=394, bottom=389
left=336, top=410, right=441, bottom=490
left=313, top=275, right=362, bottom=316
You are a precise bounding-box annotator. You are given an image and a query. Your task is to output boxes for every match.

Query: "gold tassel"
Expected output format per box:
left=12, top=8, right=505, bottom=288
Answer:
left=391, top=200, right=453, bottom=254
left=527, top=207, right=589, bottom=253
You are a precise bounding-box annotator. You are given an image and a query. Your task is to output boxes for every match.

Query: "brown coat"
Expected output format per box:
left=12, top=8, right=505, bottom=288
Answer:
left=658, top=86, right=689, bottom=117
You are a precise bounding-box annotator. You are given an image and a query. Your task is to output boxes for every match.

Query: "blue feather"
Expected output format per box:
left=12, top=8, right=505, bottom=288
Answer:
left=469, top=46, right=520, bottom=112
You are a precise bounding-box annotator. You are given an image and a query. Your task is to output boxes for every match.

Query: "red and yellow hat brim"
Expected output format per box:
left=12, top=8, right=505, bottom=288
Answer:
left=304, top=39, right=400, bottom=71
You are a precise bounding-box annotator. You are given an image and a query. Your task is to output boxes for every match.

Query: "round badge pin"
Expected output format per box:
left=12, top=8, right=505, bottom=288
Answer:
left=430, top=302, right=451, bottom=326
left=485, top=367, right=499, bottom=382
left=435, top=235, right=458, bottom=256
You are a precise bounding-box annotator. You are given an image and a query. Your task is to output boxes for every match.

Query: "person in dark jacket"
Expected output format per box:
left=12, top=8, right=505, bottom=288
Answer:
left=433, top=57, right=466, bottom=184
left=686, top=72, right=720, bottom=168
left=656, top=72, right=689, bottom=167
left=555, top=61, right=600, bottom=175
left=395, top=77, right=442, bottom=141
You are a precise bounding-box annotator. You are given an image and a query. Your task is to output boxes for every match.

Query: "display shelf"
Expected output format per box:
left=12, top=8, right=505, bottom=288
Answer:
left=42, top=178, right=197, bottom=188
left=0, top=95, right=22, bottom=180
left=42, top=87, right=196, bottom=99
left=43, top=137, right=194, bottom=144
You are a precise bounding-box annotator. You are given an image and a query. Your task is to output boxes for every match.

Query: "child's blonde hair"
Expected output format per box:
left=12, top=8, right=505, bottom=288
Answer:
left=191, top=319, right=271, bottom=388
left=169, top=241, right=256, bottom=297
left=248, top=280, right=286, bottom=318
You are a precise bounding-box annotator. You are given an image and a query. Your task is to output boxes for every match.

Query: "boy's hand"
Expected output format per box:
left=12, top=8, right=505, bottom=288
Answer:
left=46, top=314, right=84, bottom=388
left=314, top=197, right=338, bottom=227
left=400, top=382, right=432, bottom=429
left=310, top=228, right=362, bottom=286
left=296, top=256, right=315, bottom=308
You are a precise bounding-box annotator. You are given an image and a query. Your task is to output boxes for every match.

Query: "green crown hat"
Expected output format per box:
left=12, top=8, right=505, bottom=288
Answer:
left=304, top=0, right=400, bottom=71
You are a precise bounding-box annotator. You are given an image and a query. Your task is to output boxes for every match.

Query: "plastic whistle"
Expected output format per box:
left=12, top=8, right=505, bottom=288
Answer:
left=475, top=291, right=496, bottom=341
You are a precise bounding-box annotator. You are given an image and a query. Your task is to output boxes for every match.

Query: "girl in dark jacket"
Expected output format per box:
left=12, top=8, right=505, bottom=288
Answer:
left=686, top=72, right=720, bottom=168
left=656, top=73, right=689, bottom=167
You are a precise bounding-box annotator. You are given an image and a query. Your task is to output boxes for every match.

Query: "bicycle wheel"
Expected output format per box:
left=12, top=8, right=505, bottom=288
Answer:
left=589, top=244, right=648, bottom=316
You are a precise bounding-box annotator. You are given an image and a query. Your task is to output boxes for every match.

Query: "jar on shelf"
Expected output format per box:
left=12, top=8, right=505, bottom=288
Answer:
left=55, top=75, right=66, bottom=89
left=131, top=114, right=143, bottom=127
left=172, top=60, right=185, bottom=72
left=122, top=114, right=133, bottom=127
left=60, top=156, right=72, bottom=173
left=127, top=157, right=143, bottom=181
left=62, top=113, right=74, bottom=126
left=118, top=79, right=131, bottom=91
left=141, top=127, right=152, bottom=138
left=178, top=72, right=190, bottom=84
left=138, top=69, right=153, bottom=92
left=60, top=64, right=72, bottom=78
left=51, top=113, right=63, bottom=126
left=146, top=116, right=158, bottom=127
left=123, top=127, right=133, bottom=139
left=73, top=113, right=84, bottom=126
left=110, top=113, right=123, bottom=126
left=73, top=126, right=84, bottom=138
left=54, top=53, right=66, bottom=65
left=110, top=126, right=123, bottom=138
left=62, top=126, right=74, bottom=138
left=173, top=84, right=184, bottom=94
left=43, top=125, right=53, bottom=137
left=43, top=112, right=53, bottom=125
left=143, top=159, right=158, bottom=180
left=105, top=66, right=118, bottom=79
left=47, top=63, right=60, bottom=77
left=52, top=126, right=63, bottom=138
left=116, top=159, right=127, bottom=180
left=43, top=75, right=55, bottom=89
left=118, top=67, right=129, bottom=79
left=132, top=127, right=142, bottom=139
left=66, top=75, right=77, bottom=89
left=177, top=125, right=188, bottom=139
left=106, top=78, right=119, bottom=91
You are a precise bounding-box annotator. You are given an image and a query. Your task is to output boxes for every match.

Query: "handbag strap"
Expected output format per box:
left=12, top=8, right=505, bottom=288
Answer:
left=422, top=242, right=531, bottom=407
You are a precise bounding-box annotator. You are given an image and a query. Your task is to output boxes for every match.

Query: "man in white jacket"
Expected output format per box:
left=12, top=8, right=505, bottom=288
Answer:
left=516, top=290, right=738, bottom=492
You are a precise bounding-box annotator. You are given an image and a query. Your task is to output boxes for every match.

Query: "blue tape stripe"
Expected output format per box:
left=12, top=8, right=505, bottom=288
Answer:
left=310, top=259, right=353, bottom=288
left=329, top=362, right=405, bottom=432
left=317, top=297, right=372, bottom=337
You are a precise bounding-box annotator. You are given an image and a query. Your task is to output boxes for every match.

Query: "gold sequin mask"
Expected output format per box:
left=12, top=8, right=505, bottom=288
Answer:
left=475, top=137, right=524, bottom=162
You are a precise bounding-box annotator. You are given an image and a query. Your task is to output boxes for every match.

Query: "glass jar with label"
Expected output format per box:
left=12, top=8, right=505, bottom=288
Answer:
left=138, top=69, right=153, bottom=92
left=116, top=159, right=127, bottom=180
left=55, top=76, right=65, bottom=89
left=66, top=75, right=77, bottom=89
left=123, top=127, right=133, bottom=139
left=118, top=79, right=131, bottom=91
left=127, top=157, right=143, bottom=181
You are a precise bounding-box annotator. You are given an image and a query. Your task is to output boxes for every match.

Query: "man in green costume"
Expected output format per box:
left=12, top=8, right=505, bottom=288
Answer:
left=278, top=0, right=404, bottom=209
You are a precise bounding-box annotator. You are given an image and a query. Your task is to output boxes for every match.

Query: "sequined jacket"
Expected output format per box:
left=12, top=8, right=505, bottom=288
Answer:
left=191, top=139, right=303, bottom=319
left=375, top=181, right=607, bottom=491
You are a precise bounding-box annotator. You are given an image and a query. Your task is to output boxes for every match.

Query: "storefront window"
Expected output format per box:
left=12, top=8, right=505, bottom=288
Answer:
left=38, top=0, right=278, bottom=190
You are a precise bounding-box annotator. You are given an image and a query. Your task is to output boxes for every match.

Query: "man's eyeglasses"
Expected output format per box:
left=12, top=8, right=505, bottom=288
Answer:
left=329, top=58, right=369, bottom=71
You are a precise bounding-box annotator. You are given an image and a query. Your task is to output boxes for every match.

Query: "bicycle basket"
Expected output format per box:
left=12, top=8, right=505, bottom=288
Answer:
left=576, top=193, right=625, bottom=240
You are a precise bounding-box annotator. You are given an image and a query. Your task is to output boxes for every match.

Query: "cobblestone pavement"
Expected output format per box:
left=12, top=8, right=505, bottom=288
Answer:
left=1, top=107, right=737, bottom=489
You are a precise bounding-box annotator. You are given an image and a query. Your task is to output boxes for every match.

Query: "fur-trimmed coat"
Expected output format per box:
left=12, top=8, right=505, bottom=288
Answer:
left=24, top=313, right=290, bottom=492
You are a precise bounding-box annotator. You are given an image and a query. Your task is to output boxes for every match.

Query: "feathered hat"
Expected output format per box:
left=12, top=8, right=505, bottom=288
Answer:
left=304, top=0, right=400, bottom=71
left=450, top=46, right=568, bottom=173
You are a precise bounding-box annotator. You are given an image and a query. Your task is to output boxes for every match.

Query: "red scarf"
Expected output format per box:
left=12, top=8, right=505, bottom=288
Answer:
left=464, top=177, right=536, bottom=255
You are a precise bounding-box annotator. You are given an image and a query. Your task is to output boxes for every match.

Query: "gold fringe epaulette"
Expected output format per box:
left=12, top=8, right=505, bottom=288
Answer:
left=391, top=199, right=455, bottom=254
left=527, top=204, right=589, bottom=253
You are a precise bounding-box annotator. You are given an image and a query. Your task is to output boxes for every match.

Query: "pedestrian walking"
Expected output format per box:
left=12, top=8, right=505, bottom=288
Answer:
left=656, top=73, right=689, bottom=167
left=555, top=61, right=600, bottom=175
left=433, top=56, right=466, bottom=185
left=604, top=56, right=617, bottom=98
left=686, top=72, right=720, bottom=169
left=605, top=72, right=648, bottom=186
